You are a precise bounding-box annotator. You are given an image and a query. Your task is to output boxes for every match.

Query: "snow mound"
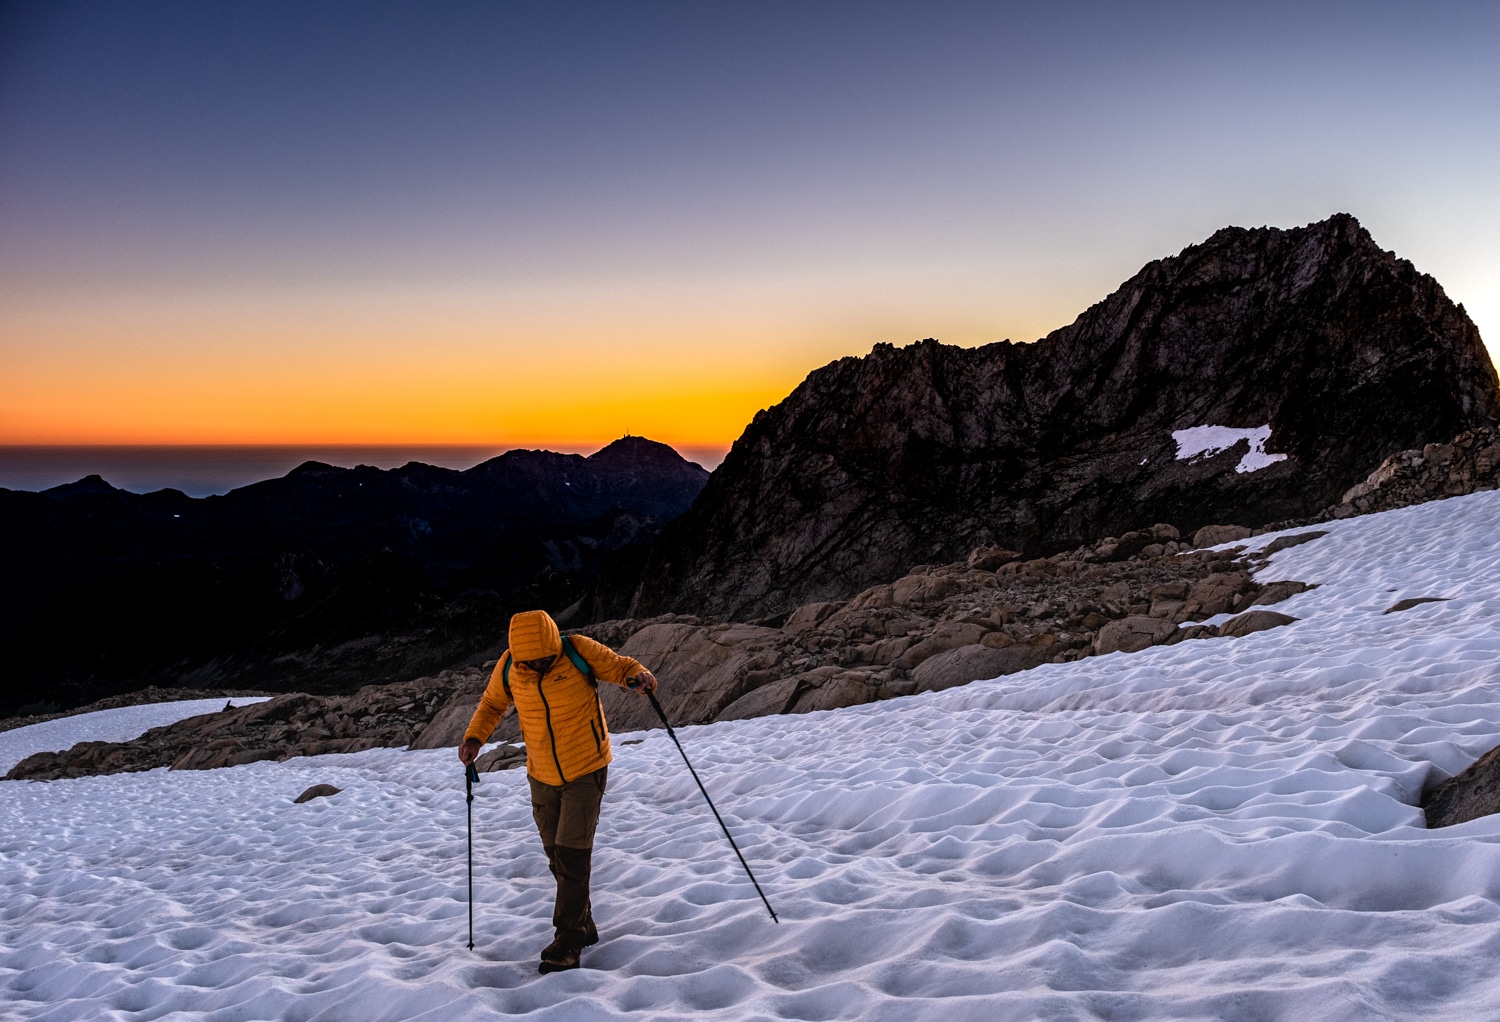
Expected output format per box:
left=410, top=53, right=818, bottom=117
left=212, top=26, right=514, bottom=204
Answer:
left=5, top=491, right=1500, bottom=1019
left=1173, top=424, right=1288, bottom=473
left=0, top=698, right=269, bottom=774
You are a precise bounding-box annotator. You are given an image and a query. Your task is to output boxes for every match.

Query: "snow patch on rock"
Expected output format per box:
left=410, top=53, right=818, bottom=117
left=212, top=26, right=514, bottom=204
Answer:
left=1173, top=424, right=1287, bottom=473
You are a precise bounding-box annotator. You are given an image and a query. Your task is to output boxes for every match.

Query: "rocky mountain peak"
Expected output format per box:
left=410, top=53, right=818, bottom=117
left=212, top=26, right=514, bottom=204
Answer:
left=592, top=214, right=1498, bottom=623
left=584, top=435, right=711, bottom=486
left=588, top=434, right=688, bottom=463
left=40, top=474, right=120, bottom=498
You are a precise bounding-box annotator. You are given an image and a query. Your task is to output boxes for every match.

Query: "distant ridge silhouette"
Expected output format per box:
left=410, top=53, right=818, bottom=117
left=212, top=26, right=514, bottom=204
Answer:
left=0, top=437, right=708, bottom=716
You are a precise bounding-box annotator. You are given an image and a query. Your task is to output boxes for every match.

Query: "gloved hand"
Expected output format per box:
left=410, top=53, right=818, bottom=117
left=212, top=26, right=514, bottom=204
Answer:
left=626, top=669, right=658, bottom=694
left=457, top=737, right=481, bottom=766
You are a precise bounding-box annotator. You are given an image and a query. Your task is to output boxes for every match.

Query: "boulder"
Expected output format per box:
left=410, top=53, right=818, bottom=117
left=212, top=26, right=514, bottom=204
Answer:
left=1192, top=524, right=1253, bottom=548
left=227, top=747, right=280, bottom=767
left=1384, top=597, right=1451, bottom=614
left=846, top=583, right=895, bottom=610
left=912, top=644, right=1051, bottom=693
left=1424, top=743, right=1500, bottom=828
left=1219, top=610, right=1297, bottom=638
left=1262, top=531, right=1327, bottom=556
left=1102, top=530, right=1157, bottom=561
left=294, top=784, right=341, bottom=804
left=1095, top=616, right=1177, bottom=655
left=783, top=602, right=842, bottom=634
left=1098, top=581, right=1132, bottom=615
left=864, top=636, right=913, bottom=664
left=607, top=621, right=784, bottom=730
left=1182, top=572, right=1258, bottom=619
left=788, top=671, right=880, bottom=714
left=238, top=692, right=326, bottom=725
left=295, top=736, right=381, bottom=758
left=967, top=546, right=1021, bottom=571
left=170, top=739, right=248, bottom=771
left=889, top=573, right=961, bottom=608
left=475, top=744, right=526, bottom=772
left=1147, top=581, right=1190, bottom=619
left=894, top=621, right=989, bottom=670
left=409, top=681, right=489, bottom=750
left=1252, top=580, right=1312, bottom=607
left=821, top=606, right=888, bottom=638
left=716, top=677, right=802, bottom=721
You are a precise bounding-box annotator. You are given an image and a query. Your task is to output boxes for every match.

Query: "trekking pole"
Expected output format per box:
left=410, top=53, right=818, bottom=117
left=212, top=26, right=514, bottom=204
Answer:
left=465, top=761, right=479, bottom=949
left=637, top=685, right=779, bottom=923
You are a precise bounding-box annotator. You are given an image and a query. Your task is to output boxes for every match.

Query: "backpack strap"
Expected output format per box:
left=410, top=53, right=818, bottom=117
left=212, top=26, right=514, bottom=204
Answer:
left=500, top=651, right=513, bottom=700
left=559, top=635, right=598, bottom=689
left=561, top=635, right=607, bottom=752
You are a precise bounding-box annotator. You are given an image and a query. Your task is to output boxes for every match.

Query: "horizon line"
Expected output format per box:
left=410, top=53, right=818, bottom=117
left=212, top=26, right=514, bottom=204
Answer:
left=0, top=439, right=733, bottom=452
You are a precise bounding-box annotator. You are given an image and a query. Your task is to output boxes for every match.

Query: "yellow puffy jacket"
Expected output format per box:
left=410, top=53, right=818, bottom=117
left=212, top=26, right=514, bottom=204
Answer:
left=464, top=610, right=646, bottom=786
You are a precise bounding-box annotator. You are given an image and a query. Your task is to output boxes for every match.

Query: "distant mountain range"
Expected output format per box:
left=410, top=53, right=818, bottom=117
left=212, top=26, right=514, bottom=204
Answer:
left=0, top=437, right=707, bottom=716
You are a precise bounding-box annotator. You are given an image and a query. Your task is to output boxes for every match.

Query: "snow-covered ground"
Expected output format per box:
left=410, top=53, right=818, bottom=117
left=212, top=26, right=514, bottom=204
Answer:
left=0, top=699, right=270, bottom=775
left=4, top=490, right=1500, bottom=1020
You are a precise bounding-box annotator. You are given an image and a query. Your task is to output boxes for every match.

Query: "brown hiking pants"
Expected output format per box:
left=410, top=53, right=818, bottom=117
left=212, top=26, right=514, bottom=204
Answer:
left=529, top=766, right=607, bottom=949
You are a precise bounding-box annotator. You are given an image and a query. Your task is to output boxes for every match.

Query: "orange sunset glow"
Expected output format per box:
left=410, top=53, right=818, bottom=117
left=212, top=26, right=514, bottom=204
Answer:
left=2, top=264, right=1094, bottom=447
left=4, top=2, right=1498, bottom=463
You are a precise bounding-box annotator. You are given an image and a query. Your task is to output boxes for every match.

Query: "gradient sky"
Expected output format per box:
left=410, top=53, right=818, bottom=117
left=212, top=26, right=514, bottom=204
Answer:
left=3, top=1, right=1498, bottom=447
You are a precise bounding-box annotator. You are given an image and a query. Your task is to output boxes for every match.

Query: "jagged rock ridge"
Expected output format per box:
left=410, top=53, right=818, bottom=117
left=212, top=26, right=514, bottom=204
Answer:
left=595, top=214, right=1498, bottom=622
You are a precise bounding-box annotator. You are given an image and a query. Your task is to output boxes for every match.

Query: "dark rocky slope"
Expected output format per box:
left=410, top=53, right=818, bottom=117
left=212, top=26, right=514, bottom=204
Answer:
left=593, top=215, right=1498, bottom=622
left=0, top=437, right=707, bottom=717
left=7, top=525, right=1313, bottom=781
left=19, top=424, right=1500, bottom=784
left=16, top=420, right=1500, bottom=787
left=1325, top=426, right=1500, bottom=520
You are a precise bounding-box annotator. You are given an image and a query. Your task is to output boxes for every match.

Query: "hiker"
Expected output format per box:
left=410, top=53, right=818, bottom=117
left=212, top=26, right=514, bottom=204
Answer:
left=457, top=609, right=657, bottom=973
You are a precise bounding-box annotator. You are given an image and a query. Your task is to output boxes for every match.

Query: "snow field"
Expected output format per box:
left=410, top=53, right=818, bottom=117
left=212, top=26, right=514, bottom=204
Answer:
left=4, top=489, right=1500, bottom=1019
left=0, top=699, right=270, bottom=775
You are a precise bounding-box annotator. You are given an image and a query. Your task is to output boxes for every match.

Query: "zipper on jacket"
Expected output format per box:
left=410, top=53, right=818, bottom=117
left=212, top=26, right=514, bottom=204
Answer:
left=535, top=669, right=568, bottom=784
left=589, top=717, right=602, bottom=754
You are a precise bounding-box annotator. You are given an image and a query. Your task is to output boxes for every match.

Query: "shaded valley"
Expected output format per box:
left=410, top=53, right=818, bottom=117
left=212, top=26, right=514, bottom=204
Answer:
left=0, top=437, right=707, bottom=716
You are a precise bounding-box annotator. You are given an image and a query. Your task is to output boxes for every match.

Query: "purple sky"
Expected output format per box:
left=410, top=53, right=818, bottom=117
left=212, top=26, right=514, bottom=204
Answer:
left=2, top=1, right=1498, bottom=446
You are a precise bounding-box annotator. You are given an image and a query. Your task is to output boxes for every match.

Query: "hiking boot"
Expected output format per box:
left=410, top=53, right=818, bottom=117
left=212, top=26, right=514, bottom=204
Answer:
left=538, top=939, right=580, bottom=974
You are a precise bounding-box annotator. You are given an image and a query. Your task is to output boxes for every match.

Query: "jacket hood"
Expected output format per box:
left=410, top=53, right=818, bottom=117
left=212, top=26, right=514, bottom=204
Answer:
left=509, top=609, right=562, bottom=661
